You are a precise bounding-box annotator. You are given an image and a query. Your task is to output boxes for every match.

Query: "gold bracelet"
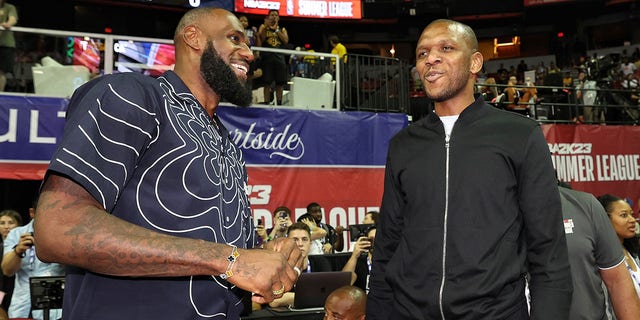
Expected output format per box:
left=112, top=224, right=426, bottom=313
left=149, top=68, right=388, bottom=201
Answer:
left=219, top=245, right=239, bottom=280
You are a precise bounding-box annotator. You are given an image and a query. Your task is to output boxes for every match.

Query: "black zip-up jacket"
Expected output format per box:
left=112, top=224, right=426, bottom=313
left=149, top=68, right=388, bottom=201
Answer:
left=368, top=96, right=572, bottom=319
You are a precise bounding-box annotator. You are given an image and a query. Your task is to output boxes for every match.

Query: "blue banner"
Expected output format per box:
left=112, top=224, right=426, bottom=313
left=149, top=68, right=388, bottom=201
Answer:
left=220, top=106, right=408, bottom=166
left=0, top=95, right=68, bottom=162
left=0, top=96, right=408, bottom=179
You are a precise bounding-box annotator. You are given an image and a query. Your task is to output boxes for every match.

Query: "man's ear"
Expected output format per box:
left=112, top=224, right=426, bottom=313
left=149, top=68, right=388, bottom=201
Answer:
left=470, top=51, right=484, bottom=74
left=182, top=25, right=202, bottom=50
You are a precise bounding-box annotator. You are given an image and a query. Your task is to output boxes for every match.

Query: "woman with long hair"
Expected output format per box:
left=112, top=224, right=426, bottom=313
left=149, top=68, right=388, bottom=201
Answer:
left=598, top=194, right=640, bottom=297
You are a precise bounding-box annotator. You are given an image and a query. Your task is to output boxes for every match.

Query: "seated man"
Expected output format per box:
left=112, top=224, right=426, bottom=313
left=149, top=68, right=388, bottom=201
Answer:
left=256, top=206, right=294, bottom=245
left=307, top=202, right=345, bottom=253
left=268, top=222, right=331, bottom=308
left=362, top=211, right=378, bottom=225
left=324, top=285, right=366, bottom=320
left=504, top=76, right=523, bottom=112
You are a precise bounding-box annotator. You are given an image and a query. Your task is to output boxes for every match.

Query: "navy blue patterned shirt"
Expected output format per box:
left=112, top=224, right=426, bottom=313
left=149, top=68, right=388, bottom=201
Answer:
left=47, top=71, right=254, bottom=320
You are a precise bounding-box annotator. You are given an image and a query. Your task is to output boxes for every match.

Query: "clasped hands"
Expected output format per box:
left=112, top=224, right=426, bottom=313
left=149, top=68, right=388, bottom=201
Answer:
left=228, top=237, right=304, bottom=304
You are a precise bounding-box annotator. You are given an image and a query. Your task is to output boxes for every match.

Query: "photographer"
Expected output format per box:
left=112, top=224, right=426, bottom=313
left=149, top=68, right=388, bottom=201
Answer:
left=1, top=198, right=64, bottom=320
left=342, top=226, right=376, bottom=293
left=256, top=206, right=294, bottom=244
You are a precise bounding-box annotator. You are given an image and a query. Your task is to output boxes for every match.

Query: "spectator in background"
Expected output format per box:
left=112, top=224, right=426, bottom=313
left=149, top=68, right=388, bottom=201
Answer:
left=622, top=72, right=639, bottom=90
left=620, top=56, right=636, bottom=77
left=536, top=61, right=547, bottom=85
left=519, top=76, right=538, bottom=115
left=0, top=210, right=20, bottom=241
left=496, top=63, right=509, bottom=85
left=516, top=59, right=527, bottom=81
left=2, top=198, right=64, bottom=320
left=256, top=206, right=294, bottom=245
left=342, top=226, right=375, bottom=293
left=504, top=75, right=522, bottom=111
left=559, top=186, right=640, bottom=320
left=257, top=9, right=288, bottom=105
left=598, top=194, right=640, bottom=298
left=297, top=211, right=328, bottom=256
left=508, top=65, right=517, bottom=79
left=307, top=202, right=345, bottom=253
left=548, top=61, right=561, bottom=74
left=574, top=70, right=588, bottom=123
left=0, top=209, right=21, bottom=319
left=329, top=35, right=347, bottom=64
left=478, top=77, right=498, bottom=103
left=324, top=286, right=366, bottom=320
left=0, top=0, right=17, bottom=92
left=362, top=210, right=378, bottom=225
left=239, top=14, right=262, bottom=97
left=301, top=43, right=318, bottom=78
left=562, top=71, right=573, bottom=88
left=369, top=19, right=572, bottom=319
left=238, top=14, right=258, bottom=47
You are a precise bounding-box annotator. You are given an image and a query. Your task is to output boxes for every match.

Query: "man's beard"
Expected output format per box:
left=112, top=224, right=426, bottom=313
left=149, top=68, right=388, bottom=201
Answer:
left=200, top=41, right=253, bottom=107
left=425, top=61, right=472, bottom=103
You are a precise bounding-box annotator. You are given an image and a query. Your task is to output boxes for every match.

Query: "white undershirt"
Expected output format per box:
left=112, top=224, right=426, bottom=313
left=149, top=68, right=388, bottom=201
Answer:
left=439, top=115, right=459, bottom=136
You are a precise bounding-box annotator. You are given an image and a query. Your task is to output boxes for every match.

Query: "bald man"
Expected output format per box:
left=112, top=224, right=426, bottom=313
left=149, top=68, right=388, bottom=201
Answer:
left=34, top=7, right=302, bottom=320
left=324, top=286, right=366, bottom=320
left=368, top=19, right=572, bottom=319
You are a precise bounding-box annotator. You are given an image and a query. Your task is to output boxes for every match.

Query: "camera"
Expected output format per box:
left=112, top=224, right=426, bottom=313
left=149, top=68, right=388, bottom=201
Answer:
left=278, top=211, right=288, bottom=219
left=30, top=276, right=65, bottom=310
left=348, top=224, right=375, bottom=242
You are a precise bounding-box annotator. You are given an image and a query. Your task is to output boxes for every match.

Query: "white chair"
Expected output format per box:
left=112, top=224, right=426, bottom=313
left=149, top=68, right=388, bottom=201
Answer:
left=32, top=57, right=90, bottom=98
left=289, top=73, right=336, bottom=109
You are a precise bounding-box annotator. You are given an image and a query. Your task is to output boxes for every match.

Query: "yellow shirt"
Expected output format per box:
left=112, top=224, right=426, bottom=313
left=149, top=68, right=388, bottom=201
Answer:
left=331, top=43, right=347, bottom=63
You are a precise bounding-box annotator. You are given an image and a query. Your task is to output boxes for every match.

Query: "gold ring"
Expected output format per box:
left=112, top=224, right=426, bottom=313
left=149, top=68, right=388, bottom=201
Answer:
left=293, top=266, right=301, bottom=276
left=272, top=283, right=285, bottom=296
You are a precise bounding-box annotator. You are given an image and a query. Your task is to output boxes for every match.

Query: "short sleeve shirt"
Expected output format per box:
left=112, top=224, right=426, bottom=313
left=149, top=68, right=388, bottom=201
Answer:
left=560, top=187, right=624, bottom=320
left=0, top=3, right=17, bottom=47
left=47, top=71, right=255, bottom=320
left=3, top=221, right=65, bottom=320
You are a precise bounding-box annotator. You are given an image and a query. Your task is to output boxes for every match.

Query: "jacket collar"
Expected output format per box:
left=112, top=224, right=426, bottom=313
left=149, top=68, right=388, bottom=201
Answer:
left=425, top=95, right=489, bottom=128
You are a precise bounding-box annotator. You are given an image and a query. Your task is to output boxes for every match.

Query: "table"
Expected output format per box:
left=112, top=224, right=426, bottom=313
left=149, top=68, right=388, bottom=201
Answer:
left=242, top=307, right=324, bottom=320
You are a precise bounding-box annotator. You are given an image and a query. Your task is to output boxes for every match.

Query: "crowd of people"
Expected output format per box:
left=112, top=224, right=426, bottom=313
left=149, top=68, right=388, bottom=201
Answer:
left=236, top=9, right=347, bottom=106
left=477, top=48, right=640, bottom=123
left=1, top=6, right=640, bottom=320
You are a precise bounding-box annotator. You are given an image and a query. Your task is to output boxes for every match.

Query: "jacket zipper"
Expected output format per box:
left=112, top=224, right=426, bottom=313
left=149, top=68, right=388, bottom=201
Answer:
left=439, top=133, right=451, bottom=320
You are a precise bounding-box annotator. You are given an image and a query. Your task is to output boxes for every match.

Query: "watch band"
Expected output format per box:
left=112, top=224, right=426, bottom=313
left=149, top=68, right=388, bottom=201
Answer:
left=12, top=245, right=25, bottom=258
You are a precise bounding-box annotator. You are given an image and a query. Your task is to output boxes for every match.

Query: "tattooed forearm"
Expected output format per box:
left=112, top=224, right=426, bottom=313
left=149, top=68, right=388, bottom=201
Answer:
left=35, top=174, right=228, bottom=277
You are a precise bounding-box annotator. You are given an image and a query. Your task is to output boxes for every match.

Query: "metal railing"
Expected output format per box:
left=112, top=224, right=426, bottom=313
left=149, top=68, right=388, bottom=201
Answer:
left=341, top=53, right=410, bottom=113
left=250, top=46, right=341, bottom=110
left=4, top=25, right=346, bottom=110
left=3, top=25, right=413, bottom=113
left=4, top=25, right=636, bottom=124
left=476, top=82, right=639, bottom=125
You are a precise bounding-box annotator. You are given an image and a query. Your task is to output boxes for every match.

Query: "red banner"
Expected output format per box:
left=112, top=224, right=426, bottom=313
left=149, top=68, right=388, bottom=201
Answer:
left=542, top=124, right=640, bottom=213
left=247, top=166, right=383, bottom=231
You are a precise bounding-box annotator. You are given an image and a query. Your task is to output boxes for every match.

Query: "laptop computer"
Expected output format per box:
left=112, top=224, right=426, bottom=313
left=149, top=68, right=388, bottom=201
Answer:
left=273, top=271, right=351, bottom=312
